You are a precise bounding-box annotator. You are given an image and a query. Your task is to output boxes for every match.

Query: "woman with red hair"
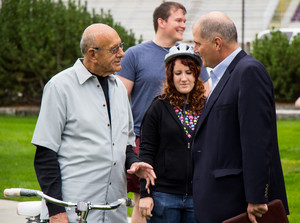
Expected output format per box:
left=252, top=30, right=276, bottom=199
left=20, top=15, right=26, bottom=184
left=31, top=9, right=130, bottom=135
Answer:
left=138, top=43, right=207, bottom=223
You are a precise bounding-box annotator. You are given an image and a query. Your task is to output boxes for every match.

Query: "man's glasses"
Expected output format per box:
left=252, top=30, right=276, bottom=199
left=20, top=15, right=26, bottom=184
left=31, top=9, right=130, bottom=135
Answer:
left=92, top=42, right=124, bottom=54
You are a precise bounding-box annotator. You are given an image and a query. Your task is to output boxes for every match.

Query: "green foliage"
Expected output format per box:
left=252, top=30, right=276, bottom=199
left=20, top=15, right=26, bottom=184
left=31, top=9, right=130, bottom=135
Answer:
left=285, top=35, right=300, bottom=102
left=0, top=0, right=141, bottom=106
left=252, top=30, right=300, bottom=102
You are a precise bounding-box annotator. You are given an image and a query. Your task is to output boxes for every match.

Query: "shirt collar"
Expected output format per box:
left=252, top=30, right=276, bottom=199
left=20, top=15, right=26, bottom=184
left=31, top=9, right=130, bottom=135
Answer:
left=212, top=47, right=242, bottom=80
left=74, top=58, right=117, bottom=85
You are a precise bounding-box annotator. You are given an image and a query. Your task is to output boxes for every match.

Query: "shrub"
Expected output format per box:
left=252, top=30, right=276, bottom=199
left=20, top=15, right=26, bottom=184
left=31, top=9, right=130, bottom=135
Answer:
left=251, top=30, right=300, bottom=102
left=0, top=0, right=141, bottom=106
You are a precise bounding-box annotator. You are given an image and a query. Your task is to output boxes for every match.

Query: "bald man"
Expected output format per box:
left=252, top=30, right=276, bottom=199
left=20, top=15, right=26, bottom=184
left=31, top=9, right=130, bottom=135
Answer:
left=32, top=24, right=156, bottom=223
left=191, top=12, right=289, bottom=223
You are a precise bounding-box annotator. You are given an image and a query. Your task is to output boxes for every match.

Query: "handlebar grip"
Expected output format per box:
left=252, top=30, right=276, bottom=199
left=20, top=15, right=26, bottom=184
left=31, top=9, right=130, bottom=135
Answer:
left=19, top=189, right=39, bottom=197
left=4, top=188, right=39, bottom=197
left=4, top=188, right=21, bottom=197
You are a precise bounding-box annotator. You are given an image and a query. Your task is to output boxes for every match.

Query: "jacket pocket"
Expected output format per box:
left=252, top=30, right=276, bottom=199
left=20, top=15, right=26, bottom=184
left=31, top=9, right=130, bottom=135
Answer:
left=213, top=168, right=242, bottom=178
left=164, top=147, right=188, bottom=180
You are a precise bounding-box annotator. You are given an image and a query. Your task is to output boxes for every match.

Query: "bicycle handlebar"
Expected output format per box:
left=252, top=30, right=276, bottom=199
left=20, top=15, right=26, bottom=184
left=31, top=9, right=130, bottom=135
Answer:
left=4, top=188, right=38, bottom=197
left=4, top=188, right=134, bottom=210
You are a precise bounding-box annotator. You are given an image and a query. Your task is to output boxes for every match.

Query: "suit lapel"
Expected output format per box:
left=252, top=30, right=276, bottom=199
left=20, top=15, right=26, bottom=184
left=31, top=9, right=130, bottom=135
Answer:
left=195, top=50, right=247, bottom=134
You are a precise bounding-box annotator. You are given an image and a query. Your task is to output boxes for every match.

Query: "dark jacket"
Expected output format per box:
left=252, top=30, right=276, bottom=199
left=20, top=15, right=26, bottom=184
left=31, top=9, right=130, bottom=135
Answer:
left=139, top=97, right=197, bottom=198
left=192, top=50, right=289, bottom=223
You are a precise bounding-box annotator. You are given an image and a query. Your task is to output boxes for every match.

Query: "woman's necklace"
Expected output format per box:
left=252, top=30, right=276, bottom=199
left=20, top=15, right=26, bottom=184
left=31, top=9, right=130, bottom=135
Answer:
left=174, top=106, right=200, bottom=139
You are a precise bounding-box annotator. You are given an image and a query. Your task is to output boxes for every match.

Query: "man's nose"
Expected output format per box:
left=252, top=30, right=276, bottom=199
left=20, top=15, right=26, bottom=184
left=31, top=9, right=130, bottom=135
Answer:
left=117, top=48, right=125, bottom=58
left=194, top=45, right=199, bottom=53
left=181, top=21, right=186, bottom=29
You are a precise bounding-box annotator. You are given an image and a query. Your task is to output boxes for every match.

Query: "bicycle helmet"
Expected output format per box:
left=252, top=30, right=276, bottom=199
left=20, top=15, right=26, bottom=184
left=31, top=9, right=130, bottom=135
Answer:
left=164, top=43, right=202, bottom=66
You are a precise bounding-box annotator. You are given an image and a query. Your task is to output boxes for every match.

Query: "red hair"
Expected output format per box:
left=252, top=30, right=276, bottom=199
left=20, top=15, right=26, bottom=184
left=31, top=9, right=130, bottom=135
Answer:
left=161, top=57, right=206, bottom=114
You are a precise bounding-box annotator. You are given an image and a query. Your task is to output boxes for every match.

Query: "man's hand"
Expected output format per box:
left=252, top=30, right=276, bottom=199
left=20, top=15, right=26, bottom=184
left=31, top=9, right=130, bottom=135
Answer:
left=49, top=212, right=69, bottom=223
left=127, top=162, right=156, bottom=190
left=139, top=197, right=154, bottom=220
left=247, top=203, right=268, bottom=223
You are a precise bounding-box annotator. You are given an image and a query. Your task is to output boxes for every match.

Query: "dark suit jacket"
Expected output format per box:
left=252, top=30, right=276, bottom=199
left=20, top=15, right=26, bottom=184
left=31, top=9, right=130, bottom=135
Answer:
left=192, top=50, right=289, bottom=223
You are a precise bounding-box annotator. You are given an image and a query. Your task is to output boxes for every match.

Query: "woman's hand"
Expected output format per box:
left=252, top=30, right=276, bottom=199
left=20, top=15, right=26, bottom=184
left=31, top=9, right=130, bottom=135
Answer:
left=139, top=197, right=154, bottom=220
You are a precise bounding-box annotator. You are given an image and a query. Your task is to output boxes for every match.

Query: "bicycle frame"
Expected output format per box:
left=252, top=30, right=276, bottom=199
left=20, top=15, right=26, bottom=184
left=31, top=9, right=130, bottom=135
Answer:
left=4, top=188, right=134, bottom=223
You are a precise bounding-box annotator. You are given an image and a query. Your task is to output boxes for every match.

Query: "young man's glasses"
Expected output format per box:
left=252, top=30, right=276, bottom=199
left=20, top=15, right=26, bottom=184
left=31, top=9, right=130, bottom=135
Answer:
left=92, top=42, right=124, bottom=54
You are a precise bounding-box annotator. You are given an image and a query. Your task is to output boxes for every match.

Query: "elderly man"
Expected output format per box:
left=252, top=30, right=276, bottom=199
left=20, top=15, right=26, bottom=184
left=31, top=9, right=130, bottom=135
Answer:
left=32, top=23, right=156, bottom=223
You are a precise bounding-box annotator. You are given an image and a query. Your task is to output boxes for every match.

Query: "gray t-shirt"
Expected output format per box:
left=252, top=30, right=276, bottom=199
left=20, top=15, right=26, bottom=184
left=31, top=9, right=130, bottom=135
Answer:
left=117, top=41, right=209, bottom=136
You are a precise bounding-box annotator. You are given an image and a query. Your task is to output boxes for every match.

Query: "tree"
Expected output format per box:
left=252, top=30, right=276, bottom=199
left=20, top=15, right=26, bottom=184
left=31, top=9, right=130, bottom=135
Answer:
left=0, top=0, right=141, bottom=105
left=251, top=30, right=300, bottom=102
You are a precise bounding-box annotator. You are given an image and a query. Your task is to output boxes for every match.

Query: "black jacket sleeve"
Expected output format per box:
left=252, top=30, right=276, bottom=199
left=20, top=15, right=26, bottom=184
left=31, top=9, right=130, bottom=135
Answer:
left=34, top=146, right=65, bottom=216
left=125, top=145, right=140, bottom=170
left=139, top=98, right=161, bottom=198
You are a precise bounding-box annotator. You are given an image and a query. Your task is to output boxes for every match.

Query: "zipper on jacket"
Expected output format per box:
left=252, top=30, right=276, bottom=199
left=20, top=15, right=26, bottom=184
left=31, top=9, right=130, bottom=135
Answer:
left=183, top=96, right=187, bottom=115
left=185, top=142, right=191, bottom=195
left=181, top=97, right=192, bottom=195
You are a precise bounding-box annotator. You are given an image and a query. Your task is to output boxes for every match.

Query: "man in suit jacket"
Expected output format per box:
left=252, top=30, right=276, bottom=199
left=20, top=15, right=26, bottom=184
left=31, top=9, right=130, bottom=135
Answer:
left=191, top=11, right=289, bottom=223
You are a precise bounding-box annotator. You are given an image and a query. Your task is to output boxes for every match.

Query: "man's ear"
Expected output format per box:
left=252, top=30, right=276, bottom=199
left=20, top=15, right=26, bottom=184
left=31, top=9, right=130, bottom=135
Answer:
left=157, top=18, right=166, bottom=29
left=87, top=48, right=98, bottom=63
left=214, top=37, right=222, bottom=50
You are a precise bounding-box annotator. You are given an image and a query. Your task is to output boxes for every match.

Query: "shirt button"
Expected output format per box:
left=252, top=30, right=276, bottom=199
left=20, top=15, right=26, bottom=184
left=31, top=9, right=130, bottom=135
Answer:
left=114, top=162, right=116, bottom=165
left=112, top=143, right=115, bottom=146
left=103, top=104, right=106, bottom=107
left=97, top=85, right=100, bottom=87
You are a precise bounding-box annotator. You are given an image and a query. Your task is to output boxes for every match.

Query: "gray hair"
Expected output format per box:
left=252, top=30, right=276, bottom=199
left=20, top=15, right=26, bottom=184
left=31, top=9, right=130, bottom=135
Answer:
left=199, top=15, right=238, bottom=43
left=79, top=23, right=116, bottom=56
left=80, top=30, right=97, bottom=56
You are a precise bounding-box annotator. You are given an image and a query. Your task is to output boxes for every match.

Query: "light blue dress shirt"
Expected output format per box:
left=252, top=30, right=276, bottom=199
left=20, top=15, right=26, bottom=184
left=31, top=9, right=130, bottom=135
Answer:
left=208, top=47, right=242, bottom=99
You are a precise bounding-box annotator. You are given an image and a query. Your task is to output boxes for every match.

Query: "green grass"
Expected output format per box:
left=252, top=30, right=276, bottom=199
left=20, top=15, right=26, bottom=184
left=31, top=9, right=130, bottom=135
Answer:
left=0, top=115, right=299, bottom=221
left=0, top=115, right=39, bottom=201
left=277, top=120, right=300, bottom=222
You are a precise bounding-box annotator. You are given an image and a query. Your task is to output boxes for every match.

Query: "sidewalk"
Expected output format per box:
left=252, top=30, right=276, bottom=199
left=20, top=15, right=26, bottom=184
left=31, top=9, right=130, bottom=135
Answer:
left=0, top=199, right=132, bottom=223
left=0, top=199, right=24, bottom=223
